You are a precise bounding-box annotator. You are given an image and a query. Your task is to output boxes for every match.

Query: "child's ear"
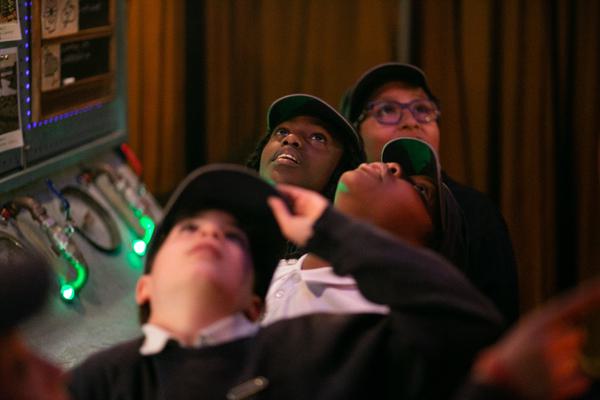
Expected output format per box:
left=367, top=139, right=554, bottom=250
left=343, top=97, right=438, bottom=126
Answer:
left=243, top=295, right=264, bottom=322
left=135, top=275, right=151, bottom=305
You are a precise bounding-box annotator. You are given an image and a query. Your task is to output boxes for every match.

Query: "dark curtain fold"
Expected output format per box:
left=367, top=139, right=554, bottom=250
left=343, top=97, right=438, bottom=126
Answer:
left=571, top=1, right=600, bottom=283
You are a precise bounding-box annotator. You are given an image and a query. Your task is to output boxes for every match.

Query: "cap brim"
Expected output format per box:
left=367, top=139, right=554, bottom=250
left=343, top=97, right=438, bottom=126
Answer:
left=346, top=63, right=434, bottom=123
left=381, top=138, right=444, bottom=231
left=0, top=243, right=51, bottom=332
left=267, top=94, right=360, bottom=148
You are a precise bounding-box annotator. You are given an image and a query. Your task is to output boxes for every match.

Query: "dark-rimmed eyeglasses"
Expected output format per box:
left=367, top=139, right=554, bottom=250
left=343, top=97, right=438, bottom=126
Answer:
left=358, top=99, right=440, bottom=125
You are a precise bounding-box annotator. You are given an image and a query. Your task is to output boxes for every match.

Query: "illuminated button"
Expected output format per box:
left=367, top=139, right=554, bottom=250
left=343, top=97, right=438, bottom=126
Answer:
left=61, top=285, right=76, bottom=301
left=133, top=240, right=147, bottom=256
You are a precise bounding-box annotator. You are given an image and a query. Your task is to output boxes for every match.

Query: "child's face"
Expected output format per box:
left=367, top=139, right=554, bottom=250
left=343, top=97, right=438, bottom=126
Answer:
left=137, top=210, right=255, bottom=318
left=359, top=82, right=440, bottom=162
left=259, top=116, right=344, bottom=193
left=335, top=162, right=434, bottom=246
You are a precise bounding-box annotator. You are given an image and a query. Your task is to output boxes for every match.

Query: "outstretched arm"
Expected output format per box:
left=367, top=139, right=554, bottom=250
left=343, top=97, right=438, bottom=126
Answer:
left=269, top=184, right=502, bottom=324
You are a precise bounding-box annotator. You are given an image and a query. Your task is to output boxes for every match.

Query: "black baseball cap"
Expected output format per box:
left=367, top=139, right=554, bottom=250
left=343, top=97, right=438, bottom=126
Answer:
left=145, top=164, right=288, bottom=299
left=267, top=94, right=361, bottom=150
left=0, top=251, right=51, bottom=333
left=343, top=63, right=437, bottom=124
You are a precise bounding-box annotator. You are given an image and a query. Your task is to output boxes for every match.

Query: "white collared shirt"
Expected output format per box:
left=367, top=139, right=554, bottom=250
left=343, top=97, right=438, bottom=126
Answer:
left=261, top=255, right=389, bottom=326
left=139, top=313, right=259, bottom=355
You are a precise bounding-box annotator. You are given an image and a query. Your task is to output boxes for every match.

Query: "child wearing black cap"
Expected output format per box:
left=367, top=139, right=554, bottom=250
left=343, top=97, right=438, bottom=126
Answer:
left=68, top=164, right=501, bottom=400
left=262, top=138, right=468, bottom=326
left=341, top=63, right=519, bottom=325
left=247, top=94, right=365, bottom=202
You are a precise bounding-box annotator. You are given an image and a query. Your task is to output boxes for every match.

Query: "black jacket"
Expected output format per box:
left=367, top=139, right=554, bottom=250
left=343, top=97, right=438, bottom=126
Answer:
left=69, top=207, right=503, bottom=400
left=444, top=174, right=520, bottom=325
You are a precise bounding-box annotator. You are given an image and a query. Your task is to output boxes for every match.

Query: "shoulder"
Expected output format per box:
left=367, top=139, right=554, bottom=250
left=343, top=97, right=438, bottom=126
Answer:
left=257, top=312, right=421, bottom=352
left=272, top=257, right=303, bottom=280
left=75, top=337, right=145, bottom=369
left=443, top=174, right=496, bottom=209
left=259, top=313, right=386, bottom=340
left=68, top=337, right=146, bottom=398
left=442, top=173, right=508, bottom=224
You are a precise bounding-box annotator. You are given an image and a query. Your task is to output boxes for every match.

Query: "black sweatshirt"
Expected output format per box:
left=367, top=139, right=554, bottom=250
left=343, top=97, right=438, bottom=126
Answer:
left=69, top=207, right=503, bottom=400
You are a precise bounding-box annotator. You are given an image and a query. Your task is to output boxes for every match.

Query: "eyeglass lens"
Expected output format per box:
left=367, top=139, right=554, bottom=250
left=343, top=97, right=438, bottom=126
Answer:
left=368, top=100, right=439, bottom=125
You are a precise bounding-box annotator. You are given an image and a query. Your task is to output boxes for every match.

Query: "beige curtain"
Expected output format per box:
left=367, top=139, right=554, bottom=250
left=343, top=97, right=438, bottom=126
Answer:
left=203, top=0, right=400, bottom=164
left=416, top=0, right=600, bottom=310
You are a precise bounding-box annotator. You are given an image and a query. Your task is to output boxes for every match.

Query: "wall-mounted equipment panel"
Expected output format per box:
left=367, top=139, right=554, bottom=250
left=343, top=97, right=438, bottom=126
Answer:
left=0, top=0, right=126, bottom=182
left=1, top=149, right=162, bottom=368
left=0, top=0, right=154, bottom=369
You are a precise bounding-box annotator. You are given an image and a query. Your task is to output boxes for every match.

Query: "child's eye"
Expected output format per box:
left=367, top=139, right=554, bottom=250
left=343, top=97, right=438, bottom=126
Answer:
left=224, top=230, right=249, bottom=248
left=273, top=127, right=289, bottom=137
left=414, top=184, right=427, bottom=195
left=413, top=184, right=434, bottom=208
left=310, top=133, right=327, bottom=143
left=179, top=221, right=198, bottom=232
left=375, top=102, right=400, bottom=116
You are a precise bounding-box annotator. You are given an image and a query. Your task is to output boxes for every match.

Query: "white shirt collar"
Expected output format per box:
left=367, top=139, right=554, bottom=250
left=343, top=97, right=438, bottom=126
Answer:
left=139, top=313, right=259, bottom=355
left=276, top=255, right=359, bottom=286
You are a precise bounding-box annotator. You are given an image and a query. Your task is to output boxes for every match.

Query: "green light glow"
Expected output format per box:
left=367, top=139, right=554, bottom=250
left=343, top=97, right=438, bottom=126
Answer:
left=131, top=213, right=155, bottom=257
left=263, top=177, right=276, bottom=186
left=57, top=250, right=88, bottom=302
left=126, top=249, right=145, bottom=270
left=133, top=239, right=147, bottom=256
left=336, top=181, right=349, bottom=193
left=140, top=215, right=155, bottom=242
left=60, top=285, right=76, bottom=301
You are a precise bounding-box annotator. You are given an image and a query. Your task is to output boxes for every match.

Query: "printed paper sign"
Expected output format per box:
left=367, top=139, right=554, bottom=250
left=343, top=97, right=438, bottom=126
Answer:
left=42, top=43, right=61, bottom=91
left=0, top=0, right=22, bottom=42
left=42, top=0, right=79, bottom=39
left=0, top=47, right=23, bottom=153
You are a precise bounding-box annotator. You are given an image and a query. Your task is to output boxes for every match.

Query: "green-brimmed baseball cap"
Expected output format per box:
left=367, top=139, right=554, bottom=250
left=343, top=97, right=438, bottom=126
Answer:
left=381, top=137, right=444, bottom=232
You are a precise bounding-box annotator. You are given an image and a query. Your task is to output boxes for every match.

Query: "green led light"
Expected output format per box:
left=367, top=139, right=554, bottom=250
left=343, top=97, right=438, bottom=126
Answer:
left=133, top=214, right=155, bottom=256
left=140, top=215, right=155, bottom=241
left=57, top=250, right=88, bottom=302
left=131, top=213, right=155, bottom=257
left=133, top=239, right=147, bottom=256
left=132, top=207, right=143, bottom=218
left=60, top=284, right=76, bottom=301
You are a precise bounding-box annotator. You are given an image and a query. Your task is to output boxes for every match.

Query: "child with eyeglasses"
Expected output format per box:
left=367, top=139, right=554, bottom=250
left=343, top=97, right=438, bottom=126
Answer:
left=342, top=63, right=520, bottom=326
